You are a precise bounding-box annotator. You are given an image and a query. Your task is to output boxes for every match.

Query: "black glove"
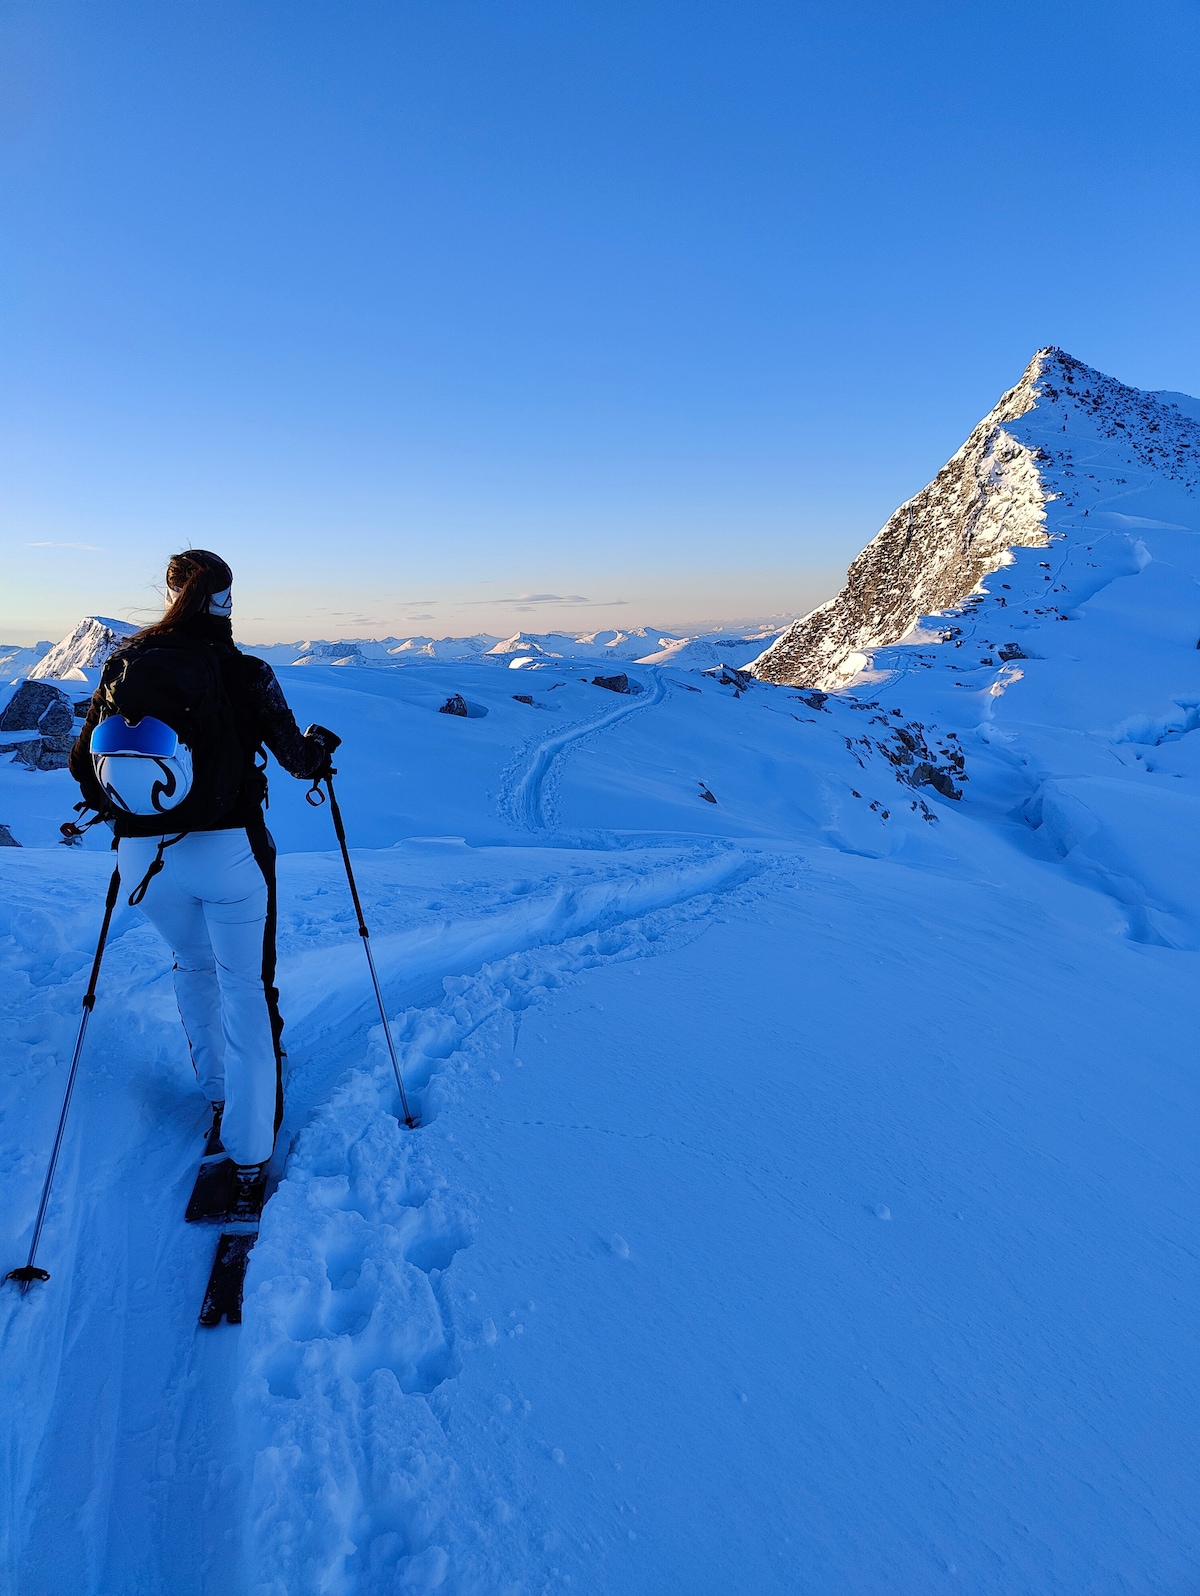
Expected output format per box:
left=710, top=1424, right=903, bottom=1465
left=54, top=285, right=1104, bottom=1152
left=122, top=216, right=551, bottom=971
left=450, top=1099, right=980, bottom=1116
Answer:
left=302, top=723, right=342, bottom=775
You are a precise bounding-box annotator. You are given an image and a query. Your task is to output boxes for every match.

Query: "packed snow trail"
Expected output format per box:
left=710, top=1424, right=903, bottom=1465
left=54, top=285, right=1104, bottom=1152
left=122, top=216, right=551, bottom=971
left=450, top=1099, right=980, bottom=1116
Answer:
left=500, top=668, right=666, bottom=830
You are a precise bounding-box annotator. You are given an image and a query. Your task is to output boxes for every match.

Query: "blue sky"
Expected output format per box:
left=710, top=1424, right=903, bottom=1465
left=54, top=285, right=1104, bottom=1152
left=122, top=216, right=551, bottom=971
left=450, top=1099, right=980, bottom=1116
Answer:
left=3, top=1, right=1199, bottom=643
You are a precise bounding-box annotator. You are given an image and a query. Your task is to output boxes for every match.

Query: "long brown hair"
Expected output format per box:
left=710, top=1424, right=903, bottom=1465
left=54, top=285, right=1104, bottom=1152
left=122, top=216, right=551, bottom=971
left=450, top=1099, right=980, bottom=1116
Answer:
left=136, top=550, right=233, bottom=640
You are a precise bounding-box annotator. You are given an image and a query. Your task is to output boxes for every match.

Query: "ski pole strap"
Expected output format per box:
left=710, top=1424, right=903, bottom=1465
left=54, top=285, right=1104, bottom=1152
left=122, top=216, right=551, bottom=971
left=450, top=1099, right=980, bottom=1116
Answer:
left=127, top=833, right=187, bottom=907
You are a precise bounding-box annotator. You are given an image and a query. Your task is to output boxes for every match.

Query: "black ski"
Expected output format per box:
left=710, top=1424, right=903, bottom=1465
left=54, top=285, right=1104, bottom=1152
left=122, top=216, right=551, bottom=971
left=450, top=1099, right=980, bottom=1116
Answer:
left=194, top=1171, right=267, bottom=1327
left=187, top=1123, right=269, bottom=1326
left=199, top=1231, right=257, bottom=1326
left=187, top=1156, right=236, bottom=1222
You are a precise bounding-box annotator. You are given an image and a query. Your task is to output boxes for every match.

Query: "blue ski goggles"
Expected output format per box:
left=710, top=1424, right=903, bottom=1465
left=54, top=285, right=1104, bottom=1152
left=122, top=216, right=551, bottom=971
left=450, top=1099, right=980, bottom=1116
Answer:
left=90, top=714, right=180, bottom=757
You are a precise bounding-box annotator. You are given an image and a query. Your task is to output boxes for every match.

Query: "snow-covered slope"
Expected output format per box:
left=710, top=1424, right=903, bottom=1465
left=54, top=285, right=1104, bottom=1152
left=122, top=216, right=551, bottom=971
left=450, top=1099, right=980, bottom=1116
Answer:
left=752, top=347, right=1200, bottom=687
left=4, top=353, right=1200, bottom=1594
left=0, top=641, right=52, bottom=678
left=28, top=616, right=138, bottom=681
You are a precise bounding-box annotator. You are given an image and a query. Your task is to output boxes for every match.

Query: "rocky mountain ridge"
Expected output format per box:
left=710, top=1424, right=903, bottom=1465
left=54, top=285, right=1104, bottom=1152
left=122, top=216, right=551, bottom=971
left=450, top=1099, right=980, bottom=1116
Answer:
left=750, top=348, right=1200, bottom=688
left=29, top=616, right=137, bottom=682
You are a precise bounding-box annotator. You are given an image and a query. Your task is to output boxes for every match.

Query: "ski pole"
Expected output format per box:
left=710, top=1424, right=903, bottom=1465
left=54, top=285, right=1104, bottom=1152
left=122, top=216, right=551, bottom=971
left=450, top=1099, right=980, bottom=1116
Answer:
left=6, top=846, right=122, bottom=1293
left=308, top=770, right=417, bottom=1128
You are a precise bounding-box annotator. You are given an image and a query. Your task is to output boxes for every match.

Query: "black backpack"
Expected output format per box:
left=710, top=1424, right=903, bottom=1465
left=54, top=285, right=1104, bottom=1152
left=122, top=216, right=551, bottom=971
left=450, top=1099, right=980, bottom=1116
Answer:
left=88, top=633, right=247, bottom=838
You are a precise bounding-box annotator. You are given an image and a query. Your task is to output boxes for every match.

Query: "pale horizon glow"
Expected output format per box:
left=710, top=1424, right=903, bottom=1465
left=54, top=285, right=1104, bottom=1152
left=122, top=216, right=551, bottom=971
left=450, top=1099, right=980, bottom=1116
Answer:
left=1, top=561, right=844, bottom=648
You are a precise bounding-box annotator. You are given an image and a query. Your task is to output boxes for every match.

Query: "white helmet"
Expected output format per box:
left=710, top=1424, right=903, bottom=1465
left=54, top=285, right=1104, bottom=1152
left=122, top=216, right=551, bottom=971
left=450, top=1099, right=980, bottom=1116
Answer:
left=91, top=715, right=193, bottom=816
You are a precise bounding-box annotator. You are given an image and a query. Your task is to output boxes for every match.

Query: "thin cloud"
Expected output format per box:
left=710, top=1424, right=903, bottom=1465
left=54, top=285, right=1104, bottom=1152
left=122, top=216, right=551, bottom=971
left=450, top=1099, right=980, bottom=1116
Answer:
left=27, top=540, right=105, bottom=552
left=465, top=594, right=627, bottom=608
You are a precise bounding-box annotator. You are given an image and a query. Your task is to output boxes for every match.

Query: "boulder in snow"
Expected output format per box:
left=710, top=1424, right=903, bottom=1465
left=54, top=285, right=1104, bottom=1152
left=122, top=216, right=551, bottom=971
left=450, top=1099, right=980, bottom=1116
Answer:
left=439, top=694, right=489, bottom=719
left=702, top=665, right=755, bottom=694
left=0, top=681, right=73, bottom=734
left=0, top=735, right=73, bottom=771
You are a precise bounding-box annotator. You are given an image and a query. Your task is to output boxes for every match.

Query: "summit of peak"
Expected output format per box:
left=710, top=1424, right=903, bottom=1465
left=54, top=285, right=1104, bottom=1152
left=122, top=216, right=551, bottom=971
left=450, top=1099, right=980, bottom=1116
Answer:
left=28, top=615, right=137, bottom=681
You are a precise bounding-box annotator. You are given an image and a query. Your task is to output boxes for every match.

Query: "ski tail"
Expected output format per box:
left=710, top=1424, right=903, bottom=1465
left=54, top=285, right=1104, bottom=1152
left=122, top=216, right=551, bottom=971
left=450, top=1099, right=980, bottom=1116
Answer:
left=199, top=1231, right=256, bottom=1326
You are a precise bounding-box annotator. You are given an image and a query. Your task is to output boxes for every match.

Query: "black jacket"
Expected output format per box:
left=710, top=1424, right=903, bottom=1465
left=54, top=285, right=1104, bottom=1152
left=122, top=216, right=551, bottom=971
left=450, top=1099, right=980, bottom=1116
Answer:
left=70, top=616, right=330, bottom=834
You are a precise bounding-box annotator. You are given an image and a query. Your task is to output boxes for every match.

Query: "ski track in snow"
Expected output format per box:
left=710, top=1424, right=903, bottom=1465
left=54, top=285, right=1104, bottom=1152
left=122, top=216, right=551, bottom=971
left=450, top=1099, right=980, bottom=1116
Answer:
left=499, top=670, right=667, bottom=831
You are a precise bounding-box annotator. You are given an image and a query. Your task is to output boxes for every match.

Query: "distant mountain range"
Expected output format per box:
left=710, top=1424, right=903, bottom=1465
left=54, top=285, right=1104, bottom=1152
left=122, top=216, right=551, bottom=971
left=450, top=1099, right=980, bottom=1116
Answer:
left=5, top=621, right=786, bottom=682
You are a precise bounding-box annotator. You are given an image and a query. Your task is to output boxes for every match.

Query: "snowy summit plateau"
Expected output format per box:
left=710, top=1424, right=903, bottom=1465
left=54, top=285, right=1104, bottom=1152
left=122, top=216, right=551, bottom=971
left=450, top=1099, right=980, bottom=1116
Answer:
left=3, top=347, right=1200, bottom=1594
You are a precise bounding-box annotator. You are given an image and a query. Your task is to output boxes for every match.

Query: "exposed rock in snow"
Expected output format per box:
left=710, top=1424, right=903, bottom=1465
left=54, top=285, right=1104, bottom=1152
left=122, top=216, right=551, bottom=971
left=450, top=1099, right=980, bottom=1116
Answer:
left=0, top=735, right=73, bottom=770
left=0, top=683, right=76, bottom=771
left=0, top=681, right=72, bottom=735
left=752, top=348, right=1200, bottom=688
left=29, top=617, right=137, bottom=681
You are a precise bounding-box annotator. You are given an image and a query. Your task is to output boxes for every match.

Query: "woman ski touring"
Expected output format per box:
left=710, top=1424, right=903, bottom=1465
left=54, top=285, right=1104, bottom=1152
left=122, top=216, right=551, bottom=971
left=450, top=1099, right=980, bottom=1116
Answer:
left=69, top=549, right=340, bottom=1221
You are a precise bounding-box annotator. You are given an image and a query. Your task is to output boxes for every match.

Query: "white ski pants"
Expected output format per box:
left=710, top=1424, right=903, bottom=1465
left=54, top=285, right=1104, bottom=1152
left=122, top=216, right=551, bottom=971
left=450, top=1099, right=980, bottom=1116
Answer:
left=119, top=828, right=277, bottom=1166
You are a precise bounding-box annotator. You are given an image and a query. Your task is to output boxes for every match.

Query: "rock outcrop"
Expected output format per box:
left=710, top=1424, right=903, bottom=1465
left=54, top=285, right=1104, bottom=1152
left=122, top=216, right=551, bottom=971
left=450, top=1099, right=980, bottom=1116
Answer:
left=0, top=681, right=73, bottom=734
left=0, top=682, right=78, bottom=770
